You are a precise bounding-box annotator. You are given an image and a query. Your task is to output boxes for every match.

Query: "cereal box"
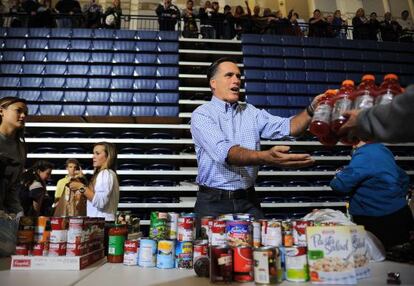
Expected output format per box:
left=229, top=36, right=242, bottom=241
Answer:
left=349, top=225, right=370, bottom=280
left=307, top=226, right=357, bottom=284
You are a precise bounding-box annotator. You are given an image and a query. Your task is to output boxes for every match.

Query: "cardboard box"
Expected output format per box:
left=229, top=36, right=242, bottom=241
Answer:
left=10, top=248, right=104, bottom=270
left=307, top=226, right=357, bottom=284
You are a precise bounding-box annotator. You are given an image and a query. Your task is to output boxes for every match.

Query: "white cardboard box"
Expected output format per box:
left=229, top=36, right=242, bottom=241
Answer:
left=10, top=248, right=105, bottom=270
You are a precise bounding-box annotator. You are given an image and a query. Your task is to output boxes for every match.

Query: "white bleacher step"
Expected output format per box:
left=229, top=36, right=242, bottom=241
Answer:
left=179, top=38, right=242, bottom=44
left=30, top=153, right=355, bottom=161
left=47, top=185, right=333, bottom=192
left=179, top=61, right=244, bottom=67
left=179, top=49, right=243, bottom=55
left=179, top=99, right=208, bottom=105
left=26, top=138, right=194, bottom=144
left=118, top=198, right=347, bottom=209
left=50, top=169, right=414, bottom=176
left=25, top=122, right=191, bottom=129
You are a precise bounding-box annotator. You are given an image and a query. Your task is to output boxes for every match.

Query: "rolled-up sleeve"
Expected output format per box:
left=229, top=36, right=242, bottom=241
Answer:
left=191, top=110, right=235, bottom=164
left=91, top=170, right=114, bottom=209
left=256, top=108, right=291, bottom=139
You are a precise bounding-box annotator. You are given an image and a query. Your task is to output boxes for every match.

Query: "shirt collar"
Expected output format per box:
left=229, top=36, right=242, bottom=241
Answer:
left=211, top=95, right=239, bottom=114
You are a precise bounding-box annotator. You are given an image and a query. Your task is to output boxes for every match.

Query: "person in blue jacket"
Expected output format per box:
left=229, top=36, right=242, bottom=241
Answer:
left=330, top=141, right=413, bottom=250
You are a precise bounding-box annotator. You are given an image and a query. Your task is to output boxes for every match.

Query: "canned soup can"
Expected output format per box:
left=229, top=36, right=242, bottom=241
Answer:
left=157, top=240, right=175, bottom=269
left=285, top=246, right=309, bottom=282
left=253, top=246, right=278, bottom=284
left=175, top=241, right=193, bottom=269
left=233, top=246, right=253, bottom=282
left=138, top=238, right=157, bottom=267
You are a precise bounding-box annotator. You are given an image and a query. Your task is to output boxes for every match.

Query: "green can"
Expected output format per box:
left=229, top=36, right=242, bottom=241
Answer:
left=149, top=212, right=168, bottom=240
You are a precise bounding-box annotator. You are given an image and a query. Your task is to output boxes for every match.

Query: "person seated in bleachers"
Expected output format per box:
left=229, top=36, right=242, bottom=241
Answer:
left=368, top=12, right=380, bottom=40
left=82, top=0, right=102, bottom=28
left=0, top=97, right=27, bottom=257
left=20, top=160, right=54, bottom=217
left=352, top=8, right=370, bottom=40
left=155, top=0, right=180, bottom=31
left=379, top=12, right=402, bottom=41
left=54, top=158, right=82, bottom=208
left=182, top=0, right=198, bottom=38
left=55, top=0, right=81, bottom=28
left=103, top=0, right=122, bottom=29
left=330, top=140, right=414, bottom=250
left=308, top=9, right=328, bottom=37
left=397, top=10, right=414, bottom=42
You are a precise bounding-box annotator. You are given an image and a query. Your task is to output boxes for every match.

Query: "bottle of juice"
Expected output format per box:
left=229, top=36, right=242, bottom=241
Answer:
left=310, top=89, right=337, bottom=137
left=352, top=74, right=377, bottom=110
left=331, top=80, right=355, bottom=135
left=375, top=74, right=403, bottom=105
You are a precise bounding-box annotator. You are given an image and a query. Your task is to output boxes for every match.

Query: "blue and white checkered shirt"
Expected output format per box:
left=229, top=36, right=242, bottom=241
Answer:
left=191, top=96, right=291, bottom=190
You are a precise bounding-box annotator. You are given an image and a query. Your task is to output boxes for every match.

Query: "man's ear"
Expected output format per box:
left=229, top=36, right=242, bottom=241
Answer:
left=210, top=78, right=216, bottom=91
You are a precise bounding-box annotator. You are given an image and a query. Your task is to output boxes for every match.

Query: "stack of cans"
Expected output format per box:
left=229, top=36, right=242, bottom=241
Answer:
left=15, top=216, right=105, bottom=257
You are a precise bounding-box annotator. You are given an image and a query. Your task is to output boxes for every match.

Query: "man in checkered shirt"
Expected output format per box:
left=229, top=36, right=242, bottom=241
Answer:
left=191, top=58, right=322, bottom=220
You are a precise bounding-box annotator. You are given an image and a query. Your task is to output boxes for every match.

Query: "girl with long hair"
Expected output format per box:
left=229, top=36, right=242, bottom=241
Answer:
left=69, top=142, right=119, bottom=221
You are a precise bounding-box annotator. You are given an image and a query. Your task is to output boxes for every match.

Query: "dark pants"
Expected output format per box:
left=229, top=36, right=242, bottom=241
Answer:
left=194, top=185, right=264, bottom=223
left=353, top=205, right=414, bottom=250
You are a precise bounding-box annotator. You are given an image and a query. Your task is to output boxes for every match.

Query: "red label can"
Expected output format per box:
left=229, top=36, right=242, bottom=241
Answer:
left=210, top=246, right=233, bottom=283
left=193, top=242, right=208, bottom=261
left=233, top=246, right=253, bottom=282
left=31, top=242, right=48, bottom=256
left=177, top=216, right=195, bottom=242
left=15, top=243, right=30, bottom=256
left=49, top=242, right=67, bottom=256
left=210, top=220, right=226, bottom=246
left=293, top=220, right=313, bottom=246
left=123, top=239, right=139, bottom=266
left=67, top=216, right=85, bottom=244
left=200, top=216, right=214, bottom=240
left=50, top=217, right=68, bottom=231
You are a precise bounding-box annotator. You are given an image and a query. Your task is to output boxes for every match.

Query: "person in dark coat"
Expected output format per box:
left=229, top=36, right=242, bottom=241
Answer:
left=155, top=0, right=180, bottom=31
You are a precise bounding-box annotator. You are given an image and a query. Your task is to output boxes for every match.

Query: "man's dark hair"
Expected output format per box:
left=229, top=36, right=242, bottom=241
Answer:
left=206, top=57, right=238, bottom=83
left=401, top=10, right=409, bottom=16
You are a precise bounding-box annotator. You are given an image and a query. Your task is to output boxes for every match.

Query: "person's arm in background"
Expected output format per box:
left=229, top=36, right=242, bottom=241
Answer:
left=330, top=151, right=369, bottom=193
left=339, top=85, right=414, bottom=142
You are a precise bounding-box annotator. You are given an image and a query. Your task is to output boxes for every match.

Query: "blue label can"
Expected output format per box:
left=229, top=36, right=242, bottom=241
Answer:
left=175, top=241, right=193, bottom=269
left=138, top=238, right=157, bottom=267
left=156, top=240, right=175, bottom=269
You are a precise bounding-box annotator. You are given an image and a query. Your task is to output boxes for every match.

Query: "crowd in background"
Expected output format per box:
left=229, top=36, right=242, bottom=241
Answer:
left=0, top=0, right=413, bottom=41
left=0, top=0, right=122, bottom=29
left=156, top=0, right=414, bottom=42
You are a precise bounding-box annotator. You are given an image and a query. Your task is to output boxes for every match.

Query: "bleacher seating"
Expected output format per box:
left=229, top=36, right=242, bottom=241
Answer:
left=0, top=28, right=180, bottom=117
left=242, top=34, right=414, bottom=116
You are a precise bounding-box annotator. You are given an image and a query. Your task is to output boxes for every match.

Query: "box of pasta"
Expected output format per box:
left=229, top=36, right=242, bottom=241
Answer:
left=307, top=226, right=357, bottom=284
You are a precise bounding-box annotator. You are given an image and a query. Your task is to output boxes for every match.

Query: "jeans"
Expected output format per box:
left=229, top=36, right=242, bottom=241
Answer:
left=194, top=188, right=264, bottom=220
left=0, top=218, right=18, bottom=257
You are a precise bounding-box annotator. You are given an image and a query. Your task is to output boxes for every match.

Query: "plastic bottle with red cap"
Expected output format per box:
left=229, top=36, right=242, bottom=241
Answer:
left=352, top=74, right=377, bottom=110
left=331, top=80, right=355, bottom=134
left=310, top=89, right=336, bottom=137
left=375, top=74, right=403, bottom=106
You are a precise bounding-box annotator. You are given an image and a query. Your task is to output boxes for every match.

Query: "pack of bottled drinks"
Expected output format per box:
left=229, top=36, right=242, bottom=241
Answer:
left=309, top=74, right=404, bottom=146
